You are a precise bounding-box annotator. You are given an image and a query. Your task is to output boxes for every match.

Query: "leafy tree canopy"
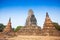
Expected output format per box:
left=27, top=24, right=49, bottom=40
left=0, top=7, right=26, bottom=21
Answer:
left=14, top=26, right=23, bottom=32
left=0, top=23, right=6, bottom=32
left=53, top=22, right=60, bottom=31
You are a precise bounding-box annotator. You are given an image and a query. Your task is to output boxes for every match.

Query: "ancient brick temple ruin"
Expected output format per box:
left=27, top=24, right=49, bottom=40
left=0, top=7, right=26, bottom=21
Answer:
left=16, top=9, right=41, bottom=35
left=16, top=9, right=60, bottom=36
left=3, top=18, right=13, bottom=33
left=42, top=12, right=60, bottom=36
left=0, top=18, right=15, bottom=38
left=0, top=9, right=60, bottom=38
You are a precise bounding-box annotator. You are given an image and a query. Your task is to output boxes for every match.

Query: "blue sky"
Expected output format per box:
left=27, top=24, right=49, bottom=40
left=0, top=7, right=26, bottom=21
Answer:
left=0, top=0, right=60, bottom=28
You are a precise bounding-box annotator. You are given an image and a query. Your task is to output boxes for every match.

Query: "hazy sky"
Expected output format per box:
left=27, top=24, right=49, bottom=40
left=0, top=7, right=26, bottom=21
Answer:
left=0, top=0, right=60, bottom=28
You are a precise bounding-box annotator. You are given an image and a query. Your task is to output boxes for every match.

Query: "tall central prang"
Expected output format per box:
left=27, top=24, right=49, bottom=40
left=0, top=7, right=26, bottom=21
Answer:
left=26, top=9, right=37, bottom=26
left=16, top=9, right=41, bottom=35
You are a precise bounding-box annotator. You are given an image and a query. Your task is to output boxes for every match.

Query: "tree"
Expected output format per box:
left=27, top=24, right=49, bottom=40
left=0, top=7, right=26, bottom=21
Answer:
left=12, top=28, right=15, bottom=32
left=53, top=22, right=60, bottom=31
left=0, top=23, right=6, bottom=32
left=14, top=26, right=23, bottom=32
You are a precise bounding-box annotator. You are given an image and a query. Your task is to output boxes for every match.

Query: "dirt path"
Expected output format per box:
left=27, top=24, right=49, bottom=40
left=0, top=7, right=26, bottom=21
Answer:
left=8, top=35, right=60, bottom=40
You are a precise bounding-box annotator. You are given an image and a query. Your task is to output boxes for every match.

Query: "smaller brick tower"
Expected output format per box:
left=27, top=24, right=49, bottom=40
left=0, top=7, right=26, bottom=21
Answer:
left=3, top=18, right=13, bottom=33
left=42, top=12, right=60, bottom=36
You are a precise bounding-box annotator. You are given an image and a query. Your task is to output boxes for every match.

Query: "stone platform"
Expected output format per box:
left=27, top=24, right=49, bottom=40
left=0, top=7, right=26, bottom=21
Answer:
left=16, top=26, right=41, bottom=35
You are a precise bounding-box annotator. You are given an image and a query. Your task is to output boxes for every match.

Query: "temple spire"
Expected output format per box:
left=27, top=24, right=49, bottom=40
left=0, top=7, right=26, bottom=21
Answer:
left=44, top=12, right=52, bottom=24
left=46, top=12, right=49, bottom=17
left=28, top=9, right=34, bottom=17
left=26, top=9, right=37, bottom=26
left=3, top=18, right=13, bottom=33
left=9, top=18, right=11, bottom=22
left=42, top=12, right=59, bottom=36
left=7, top=17, right=11, bottom=27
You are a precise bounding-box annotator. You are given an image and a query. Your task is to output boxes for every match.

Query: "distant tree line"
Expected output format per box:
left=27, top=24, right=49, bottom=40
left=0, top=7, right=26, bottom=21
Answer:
left=0, top=22, right=60, bottom=32
left=14, top=26, right=23, bottom=32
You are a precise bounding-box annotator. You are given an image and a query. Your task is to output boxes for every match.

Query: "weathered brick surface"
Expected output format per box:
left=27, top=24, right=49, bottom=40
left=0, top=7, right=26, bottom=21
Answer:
left=41, top=12, right=60, bottom=36
left=16, top=26, right=41, bottom=35
left=3, top=18, right=13, bottom=33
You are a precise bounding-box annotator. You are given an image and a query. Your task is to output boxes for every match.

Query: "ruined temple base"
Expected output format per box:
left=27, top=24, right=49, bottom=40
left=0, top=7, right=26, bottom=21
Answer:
left=7, top=35, right=60, bottom=40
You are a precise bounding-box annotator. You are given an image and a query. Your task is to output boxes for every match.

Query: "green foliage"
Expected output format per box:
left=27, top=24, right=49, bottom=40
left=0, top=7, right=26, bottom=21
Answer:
left=14, top=26, right=23, bottom=32
left=0, top=23, right=6, bottom=32
left=12, top=28, right=15, bottom=31
left=53, top=22, right=60, bottom=31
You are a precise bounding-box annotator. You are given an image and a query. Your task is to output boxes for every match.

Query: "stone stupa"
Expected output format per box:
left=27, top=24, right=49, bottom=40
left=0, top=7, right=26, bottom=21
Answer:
left=16, top=9, right=41, bottom=35
left=3, top=18, right=14, bottom=36
left=42, top=12, right=60, bottom=36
